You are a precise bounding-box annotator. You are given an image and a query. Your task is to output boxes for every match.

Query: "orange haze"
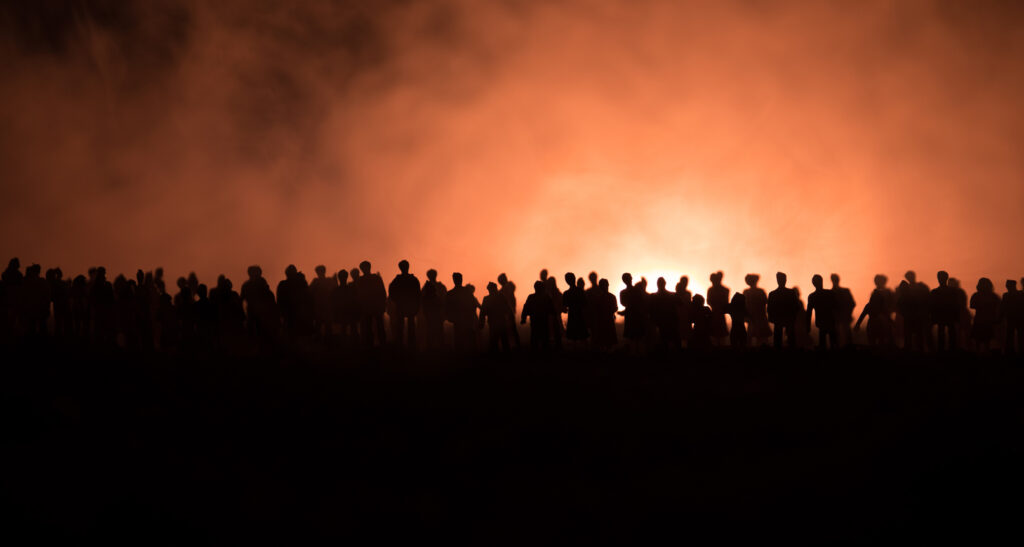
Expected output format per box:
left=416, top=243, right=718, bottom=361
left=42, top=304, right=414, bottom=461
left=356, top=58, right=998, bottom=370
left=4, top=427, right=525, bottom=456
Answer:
left=2, top=0, right=1023, bottom=304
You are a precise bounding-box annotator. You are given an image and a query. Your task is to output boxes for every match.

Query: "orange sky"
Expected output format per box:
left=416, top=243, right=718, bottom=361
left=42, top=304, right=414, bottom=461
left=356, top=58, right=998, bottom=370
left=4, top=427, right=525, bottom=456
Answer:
left=1, top=0, right=1023, bottom=304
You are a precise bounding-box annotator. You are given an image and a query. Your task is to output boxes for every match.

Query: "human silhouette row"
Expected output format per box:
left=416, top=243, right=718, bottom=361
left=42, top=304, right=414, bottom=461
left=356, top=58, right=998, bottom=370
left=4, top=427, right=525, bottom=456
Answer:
left=2, top=257, right=1022, bottom=355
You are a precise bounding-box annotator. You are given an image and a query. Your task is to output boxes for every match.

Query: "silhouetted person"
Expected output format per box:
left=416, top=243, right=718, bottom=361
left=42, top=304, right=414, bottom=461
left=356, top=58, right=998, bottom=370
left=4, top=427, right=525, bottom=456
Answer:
left=897, top=271, right=931, bottom=351
left=356, top=261, right=388, bottom=348
left=241, top=265, right=278, bottom=345
left=21, top=264, right=50, bottom=339
left=830, top=274, right=855, bottom=347
left=330, top=269, right=358, bottom=346
left=419, top=269, right=447, bottom=350
left=479, top=282, right=512, bottom=352
left=497, top=273, right=520, bottom=348
left=707, top=271, right=730, bottom=345
left=743, top=274, right=771, bottom=346
left=113, top=274, right=137, bottom=348
left=562, top=273, right=589, bottom=347
left=675, top=276, right=692, bottom=345
left=545, top=276, right=564, bottom=349
left=194, top=284, right=216, bottom=347
left=89, top=267, right=116, bottom=346
left=650, top=277, right=680, bottom=350
left=593, top=279, right=619, bottom=350
left=930, top=271, right=959, bottom=351
left=727, top=291, right=747, bottom=349
left=388, top=260, right=421, bottom=349
left=2, top=257, right=23, bottom=337
left=48, top=268, right=71, bottom=339
left=855, top=274, right=895, bottom=347
left=447, top=273, right=478, bottom=352
left=521, top=280, right=555, bottom=351
left=1002, top=280, right=1023, bottom=354
left=767, top=272, right=798, bottom=349
left=70, top=274, right=89, bottom=340
left=584, top=271, right=601, bottom=346
left=310, top=265, right=338, bottom=340
left=210, top=275, right=245, bottom=341
left=949, top=278, right=971, bottom=349
left=806, top=275, right=837, bottom=350
left=689, top=294, right=713, bottom=350
left=620, top=273, right=646, bottom=350
left=970, top=277, right=1000, bottom=353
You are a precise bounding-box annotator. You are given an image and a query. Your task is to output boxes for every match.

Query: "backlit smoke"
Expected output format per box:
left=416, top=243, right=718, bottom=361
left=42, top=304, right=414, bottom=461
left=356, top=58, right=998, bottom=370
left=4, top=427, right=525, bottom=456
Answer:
left=2, top=0, right=1023, bottom=299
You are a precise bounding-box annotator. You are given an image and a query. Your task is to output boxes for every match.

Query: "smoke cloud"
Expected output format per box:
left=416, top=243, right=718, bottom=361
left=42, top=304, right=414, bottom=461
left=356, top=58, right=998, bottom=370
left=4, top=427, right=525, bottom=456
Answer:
left=2, top=0, right=1023, bottom=299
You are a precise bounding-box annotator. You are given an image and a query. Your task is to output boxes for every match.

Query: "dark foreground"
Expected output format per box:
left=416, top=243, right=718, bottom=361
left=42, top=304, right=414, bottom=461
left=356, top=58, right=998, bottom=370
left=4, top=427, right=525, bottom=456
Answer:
left=5, top=345, right=1024, bottom=544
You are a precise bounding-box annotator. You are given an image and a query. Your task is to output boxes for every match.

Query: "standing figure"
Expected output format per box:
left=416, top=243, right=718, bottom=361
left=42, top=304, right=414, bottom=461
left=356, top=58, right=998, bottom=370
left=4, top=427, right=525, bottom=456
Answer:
left=310, top=265, right=338, bottom=340
left=388, top=260, right=421, bottom=349
left=619, top=273, right=647, bottom=351
left=593, top=279, right=619, bottom=350
left=855, top=275, right=894, bottom=347
left=969, top=278, right=999, bottom=353
left=689, top=294, right=713, bottom=350
left=806, top=274, right=837, bottom=350
left=562, top=273, right=589, bottom=347
left=743, top=274, right=772, bottom=347
left=830, top=274, right=855, bottom=347
left=447, top=273, right=478, bottom=352
left=330, top=269, right=358, bottom=346
left=728, top=291, right=748, bottom=349
left=930, top=271, right=959, bottom=351
left=356, top=261, right=388, bottom=348
left=419, top=269, right=447, bottom=350
left=521, top=280, right=555, bottom=351
left=650, top=277, right=681, bottom=350
left=479, top=282, right=512, bottom=352
left=1002, top=280, right=1023, bottom=354
left=497, top=273, right=520, bottom=348
left=767, top=272, right=798, bottom=349
left=675, top=276, right=692, bottom=345
left=707, top=271, right=730, bottom=345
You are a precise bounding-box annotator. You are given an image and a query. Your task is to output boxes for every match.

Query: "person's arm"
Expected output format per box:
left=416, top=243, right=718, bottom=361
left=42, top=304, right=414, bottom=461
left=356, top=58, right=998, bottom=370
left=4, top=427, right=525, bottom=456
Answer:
left=855, top=300, right=870, bottom=330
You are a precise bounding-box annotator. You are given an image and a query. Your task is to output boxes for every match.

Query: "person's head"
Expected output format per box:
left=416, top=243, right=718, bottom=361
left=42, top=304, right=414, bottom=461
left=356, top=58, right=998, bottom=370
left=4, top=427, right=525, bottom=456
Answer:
left=26, top=264, right=40, bottom=278
left=350, top=268, right=360, bottom=280
left=622, top=272, right=633, bottom=286
left=95, top=266, right=106, bottom=280
left=599, top=278, right=609, bottom=292
left=657, top=277, right=667, bottom=291
left=545, top=276, right=557, bottom=290
left=285, top=264, right=297, bottom=278
left=588, top=271, right=598, bottom=286
left=905, top=270, right=916, bottom=284
left=177, top=277, right=188, bottom=290
left=315, top=265, right=326, bottom=277
left=427, top=269, right=438, bottom=282
left=638, top=277, right=648, bottom=290
left=710, top=271, right=723, bottom=286
left=337, top=269, right=349, bottom=283
left=693, top=294, right=705, bottom=307
left=398, top=260, right=410, bottom=274
left=7, top=257, right=19, bottom=270
left=452, top=272, right=463, bottom=287
left=874, top=274, right=888, bottom=289
left=467, top=284, right=475, bottom=295
left=830, top=273, right=841, bottom=287
left=487, top=282, right=498, bottom=295
left=539, top=269, right=548, bottom=281
left=222, top=276, right=233, bottom=290
left=812, top=274, right=823, bottom=290
left=678, top=275, right=688, bottom=290
left=745, top=273, right=759, bottom=288
left=197, top=284, right=208, bottom=299
left=497, top=273, right=508, bottom=285
left=776, top=272, right=787, bottom=287
left=577, top=278, right=585, bottom=290
left=977, top=277, right=993, bottom=293
left=937, top=270, right=949, bottom=286
left=949, top=277, right=960, bottom=289
left=533, top=280, right=544, bottom=293
left=359, top=261, right=371, bottom=275
left=565, top=272, right=576, bottom=286
left=1007, top=279, right=1018, bottom=291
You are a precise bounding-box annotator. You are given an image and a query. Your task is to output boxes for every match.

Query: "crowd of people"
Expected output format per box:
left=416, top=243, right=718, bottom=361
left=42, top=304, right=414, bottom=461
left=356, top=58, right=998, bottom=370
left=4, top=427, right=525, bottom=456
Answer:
left=1, top=256, right=1022, bottom=355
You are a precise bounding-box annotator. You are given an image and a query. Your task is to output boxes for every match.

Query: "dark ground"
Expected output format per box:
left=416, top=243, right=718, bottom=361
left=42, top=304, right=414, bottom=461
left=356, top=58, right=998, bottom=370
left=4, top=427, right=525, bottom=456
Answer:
left=4, top=344, right=1024, bottom=544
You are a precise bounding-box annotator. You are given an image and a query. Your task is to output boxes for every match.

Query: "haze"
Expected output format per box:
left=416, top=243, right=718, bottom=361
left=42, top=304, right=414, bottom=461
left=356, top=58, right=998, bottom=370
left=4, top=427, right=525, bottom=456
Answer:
left=2, top=0, right=1023, bottom=300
